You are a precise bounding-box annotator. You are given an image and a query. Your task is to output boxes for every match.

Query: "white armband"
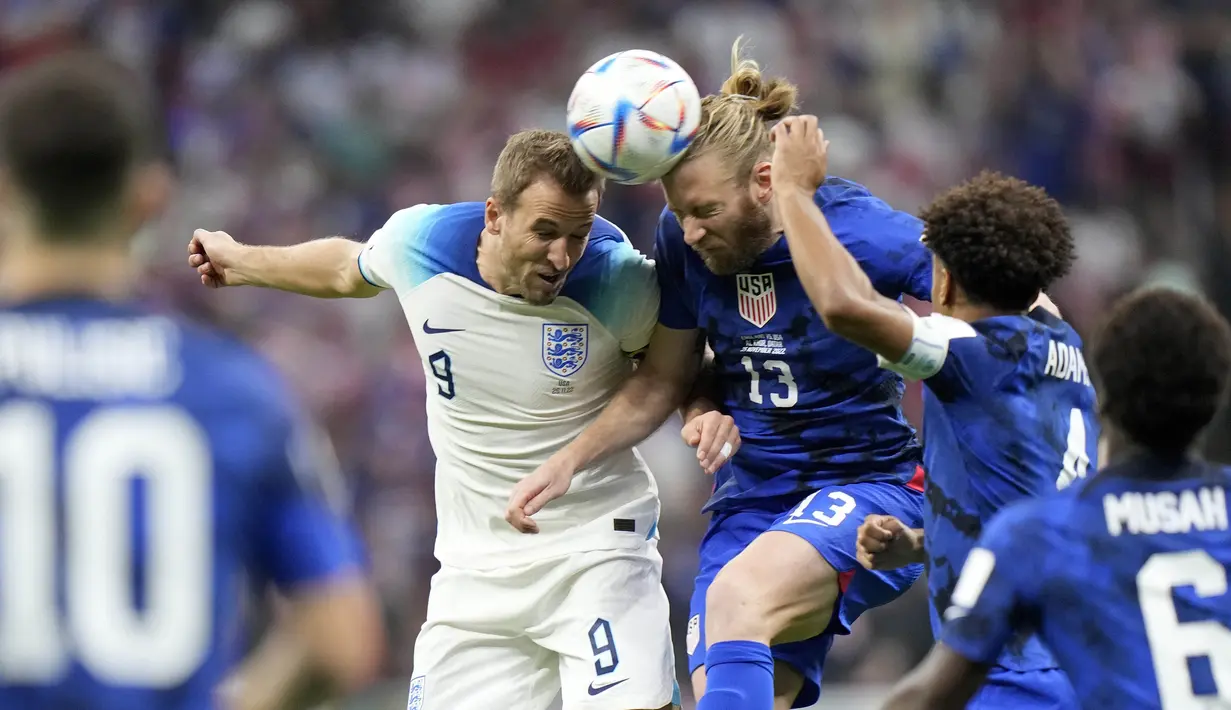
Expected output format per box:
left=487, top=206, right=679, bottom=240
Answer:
left=877, top=312, right=978, bottom=381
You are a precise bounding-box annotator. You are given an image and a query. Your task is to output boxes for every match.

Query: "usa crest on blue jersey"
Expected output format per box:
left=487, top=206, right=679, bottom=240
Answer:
left=736, top=273, right=776, bottom=328
left=542, top=324, right=588, bottom=377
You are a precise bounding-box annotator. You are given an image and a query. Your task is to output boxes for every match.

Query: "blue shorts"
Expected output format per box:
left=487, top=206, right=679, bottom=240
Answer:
left=970, top=667, right=1078, bottom=710
left=687, top=477, right=926, bottom=708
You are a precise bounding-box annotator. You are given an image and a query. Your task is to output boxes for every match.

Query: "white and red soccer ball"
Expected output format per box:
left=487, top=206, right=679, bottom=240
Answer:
left=566, top=49, right=702, bottom=185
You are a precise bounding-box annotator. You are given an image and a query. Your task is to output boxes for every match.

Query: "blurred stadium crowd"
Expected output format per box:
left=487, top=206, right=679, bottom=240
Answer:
left=3, top=0, right=1229, bottom=705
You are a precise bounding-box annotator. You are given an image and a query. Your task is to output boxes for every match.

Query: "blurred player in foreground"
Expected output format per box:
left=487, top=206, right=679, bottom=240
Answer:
left=766, top=114, right=1092, bottom=708
left=878, top=286, right=1231, bottom=708
left=0, top=52, right=383, bottom=710
left=511, top=42, right=932, bottom=710
left=189, top=129, right=735, bottom=709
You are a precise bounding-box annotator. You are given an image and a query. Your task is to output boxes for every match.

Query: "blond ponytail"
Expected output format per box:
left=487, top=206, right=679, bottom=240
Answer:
left=719, top=37, right=798, bottom=122
left=675, top=37, right=799, bottom=181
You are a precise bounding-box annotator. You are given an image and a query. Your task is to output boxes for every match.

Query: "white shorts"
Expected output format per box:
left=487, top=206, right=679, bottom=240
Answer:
left=407, top=540, right=676, bottom=710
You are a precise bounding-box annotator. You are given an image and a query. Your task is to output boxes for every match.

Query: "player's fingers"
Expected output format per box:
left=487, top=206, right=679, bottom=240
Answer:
left=504, top=496, right=537, bottom=534
left=189, top=253, right=206, bottom=268
left=505, top=481, right=535, bottom=516
left=523, top=483, right=560, bottom=518
left=681, top=418, right=701, bottom=447
left=858, top=516, right=894, bottom=542
left=188, top=233, right=202, bottom=255
left=880, top=515, right=907, bottom=535
left=703, top=420, right=736, bottom=474
left=695, top=415, right=722, bottom=461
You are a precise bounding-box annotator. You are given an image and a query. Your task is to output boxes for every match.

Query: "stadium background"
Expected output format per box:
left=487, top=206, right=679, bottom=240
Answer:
left=3, top=0, right=1229, bottom=707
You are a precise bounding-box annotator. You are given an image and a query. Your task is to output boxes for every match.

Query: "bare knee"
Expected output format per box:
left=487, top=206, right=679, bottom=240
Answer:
left=705, top=531, right=842, bottom=646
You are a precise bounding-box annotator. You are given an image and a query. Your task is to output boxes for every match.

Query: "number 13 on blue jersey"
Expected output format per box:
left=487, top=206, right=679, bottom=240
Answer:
left=741, top=356, right=798, bottom=408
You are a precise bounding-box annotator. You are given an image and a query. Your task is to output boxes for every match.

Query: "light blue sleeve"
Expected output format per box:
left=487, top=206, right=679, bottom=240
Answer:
left=582, top=231, right=661, bottom=356
left=356, top=204, right=439, bottom=292
left=610, top=243, right=660, bottom=355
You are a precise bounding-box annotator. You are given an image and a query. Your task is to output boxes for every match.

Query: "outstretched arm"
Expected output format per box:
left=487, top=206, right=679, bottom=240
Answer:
left=770, top=116, right=916, bottom=363
left=189, top=231, right=381, bottom=299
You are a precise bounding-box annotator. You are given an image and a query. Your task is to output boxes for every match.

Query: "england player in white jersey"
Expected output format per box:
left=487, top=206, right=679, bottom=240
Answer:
left=187, top=130, right=738, bottom=710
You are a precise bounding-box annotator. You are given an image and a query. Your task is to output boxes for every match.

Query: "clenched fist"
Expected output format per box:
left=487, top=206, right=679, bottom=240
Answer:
left=188, top=229, right=244, bottom=288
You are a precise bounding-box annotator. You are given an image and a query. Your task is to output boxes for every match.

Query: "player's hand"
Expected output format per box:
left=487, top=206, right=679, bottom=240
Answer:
left=769, top=115, right=829, bottom=194
left=506, top=452, right=576, bottom=534
left=188, top=229, right=243, bottom=288
left=857, top=514, right=924, bottom=570
left=681, top=410, right=740, bottom=475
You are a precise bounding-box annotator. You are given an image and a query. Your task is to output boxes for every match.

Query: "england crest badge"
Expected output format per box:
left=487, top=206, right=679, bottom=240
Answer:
left=407, top=675, right=426, bottom=710
left=542, top=324, right=588, bottom=377
left=736, top=273, right=777, bottom=328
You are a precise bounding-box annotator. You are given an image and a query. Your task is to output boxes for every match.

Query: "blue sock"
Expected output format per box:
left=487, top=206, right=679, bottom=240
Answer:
left=698, top=640, right=775, bottom=710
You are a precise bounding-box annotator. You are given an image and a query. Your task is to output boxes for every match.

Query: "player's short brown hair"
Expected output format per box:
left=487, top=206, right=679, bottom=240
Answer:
left=1092, top=287, right=1231, bottom=454
left=675, top=37, right=798, bottom=183
left=490, top=129, right=603, bottom=208
left=0, top=51, right=155, bottom=242
left=921, top=171, right=1075, bottom=311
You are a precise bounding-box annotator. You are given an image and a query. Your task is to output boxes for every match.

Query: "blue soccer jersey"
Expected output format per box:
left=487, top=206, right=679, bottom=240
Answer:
left=655, top=177, right=932, bottom=512
left=880, top=307, right=1099, bottom=671
left=942, top=456, right=1231, bottom=708
left=0, top=298, right=364, bottom=710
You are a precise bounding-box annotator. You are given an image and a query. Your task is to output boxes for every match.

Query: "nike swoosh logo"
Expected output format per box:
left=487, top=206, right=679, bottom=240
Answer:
left=587, top=678, right=628, bottom=696
left=423, top=320, right=464, bottom=335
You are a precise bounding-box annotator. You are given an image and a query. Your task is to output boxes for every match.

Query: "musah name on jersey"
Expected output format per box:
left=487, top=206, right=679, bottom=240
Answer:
left=737, top=273, right=776, bottom=329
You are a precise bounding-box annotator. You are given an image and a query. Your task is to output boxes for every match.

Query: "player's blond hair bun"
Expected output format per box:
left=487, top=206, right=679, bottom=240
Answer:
left=718, top=37, right=798, bottom=123
left=672, top=37, right=800, bottom=181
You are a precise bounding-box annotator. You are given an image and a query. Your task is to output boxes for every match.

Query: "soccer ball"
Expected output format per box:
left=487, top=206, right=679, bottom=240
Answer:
left=567, top=49, right=702, bottom=185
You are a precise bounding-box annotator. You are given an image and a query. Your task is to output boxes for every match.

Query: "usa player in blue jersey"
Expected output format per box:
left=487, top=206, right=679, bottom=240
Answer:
left=513, top=43, right=932, bottom=710
left=0, top=52, right=383, bottom=710
left=879, top=287, right=1231, bottom=709
left=765, top=116, right=1092, bottom=708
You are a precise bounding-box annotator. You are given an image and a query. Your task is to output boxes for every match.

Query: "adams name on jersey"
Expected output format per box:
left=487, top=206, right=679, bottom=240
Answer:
left=357, top=203, right=662, bottom=568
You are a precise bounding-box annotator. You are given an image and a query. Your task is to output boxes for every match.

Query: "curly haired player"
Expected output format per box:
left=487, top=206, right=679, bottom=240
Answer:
left=881, top=287, right=1231, bottom=708
left=764, top=116, right=1091, bottom=709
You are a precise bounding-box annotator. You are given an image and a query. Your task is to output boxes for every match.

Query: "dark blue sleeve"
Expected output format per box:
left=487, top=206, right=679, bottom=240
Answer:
left=653, top=208, right=698, bottom=330
left=924, top=326, right=998, bottom=399
left=253, top=402, right=365, bottom=589
left=940, top=503, right=1043, bottom=664
left=830, top=204, right=932, bottom=302
left=881, top=313, right=999, bottom=401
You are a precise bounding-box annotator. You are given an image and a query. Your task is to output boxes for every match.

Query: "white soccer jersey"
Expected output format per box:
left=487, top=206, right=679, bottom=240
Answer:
left=357, top=202, right=662, bottom=569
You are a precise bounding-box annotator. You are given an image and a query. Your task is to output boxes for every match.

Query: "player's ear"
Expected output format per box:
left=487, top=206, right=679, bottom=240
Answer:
left=752, top=161, right=772, bottom=204
left=126, top=161, right=174, bottom=229
left=484, top=197, right=502, bottom=235
left=937, top=264, right=957, bottom=309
